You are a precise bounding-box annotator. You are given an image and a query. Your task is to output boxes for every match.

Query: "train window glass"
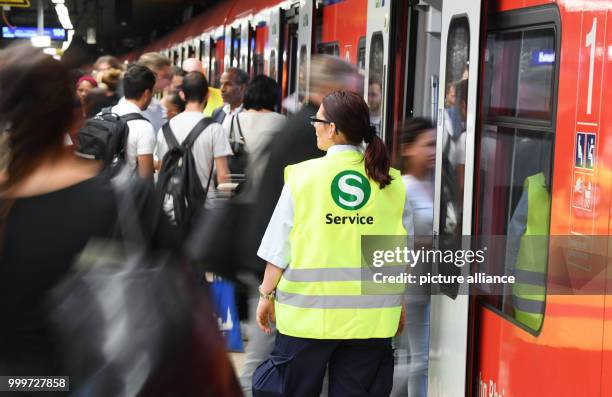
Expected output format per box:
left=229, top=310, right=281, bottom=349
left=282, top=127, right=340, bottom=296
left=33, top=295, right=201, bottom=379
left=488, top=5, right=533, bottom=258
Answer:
left=484, top=28, right=555, bottom=120
left=439, top=17, right=469, bottom=238
left=477, top=24, right=557, bottom=334
left=368, top=32, right=384, bottom=135
left=357, top=36, right=366, bottom=71
left=476, top=126, right=553, bottom=333
left=270, top=50, right=277, bottom=80
left=298, top=45, right=307, bottom=100
left=317, top=42, right=340, bottom=56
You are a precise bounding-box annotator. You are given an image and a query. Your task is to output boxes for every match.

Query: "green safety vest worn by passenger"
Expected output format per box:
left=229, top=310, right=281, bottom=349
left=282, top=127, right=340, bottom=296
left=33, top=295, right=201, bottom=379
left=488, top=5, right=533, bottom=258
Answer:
left=275, top=149, right=407, bottom=339
left=513, top=172, right=550, bottom=331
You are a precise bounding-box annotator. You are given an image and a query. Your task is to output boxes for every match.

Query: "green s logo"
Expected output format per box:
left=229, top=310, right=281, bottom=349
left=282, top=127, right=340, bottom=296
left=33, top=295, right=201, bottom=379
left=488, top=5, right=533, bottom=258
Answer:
left=331, top=170, right=371, bottom=210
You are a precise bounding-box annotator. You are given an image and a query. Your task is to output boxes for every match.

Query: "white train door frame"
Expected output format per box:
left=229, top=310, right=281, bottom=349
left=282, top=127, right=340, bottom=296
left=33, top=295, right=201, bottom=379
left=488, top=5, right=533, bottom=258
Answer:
left=297, top=0, right=313, bottom=101
left=430, top=0, right=482, bottom=395
left=364, top=0, right=391, bottom=141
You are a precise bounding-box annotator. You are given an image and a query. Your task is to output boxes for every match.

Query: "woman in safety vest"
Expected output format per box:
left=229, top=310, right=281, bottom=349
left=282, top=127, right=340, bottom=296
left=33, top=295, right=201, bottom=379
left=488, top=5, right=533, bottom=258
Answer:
left=252, top=90, right=414, bottom=397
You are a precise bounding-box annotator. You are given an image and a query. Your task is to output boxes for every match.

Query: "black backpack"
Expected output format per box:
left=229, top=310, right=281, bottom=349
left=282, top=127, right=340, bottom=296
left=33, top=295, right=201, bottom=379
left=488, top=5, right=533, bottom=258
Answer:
left=75, top=109, right=147, bottom=174
left=157, top=118, right=214, bottom=233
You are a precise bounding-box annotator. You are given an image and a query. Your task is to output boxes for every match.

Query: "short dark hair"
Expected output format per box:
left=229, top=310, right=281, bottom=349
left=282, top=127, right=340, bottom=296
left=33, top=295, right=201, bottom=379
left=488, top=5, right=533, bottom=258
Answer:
left=226, top=67, right=249, bottom=86
left=181, top=71, right=209, bottom=103
left=166, top=90, right=186, bottom=113
left=243, top=75, right=280, bottom=111
left=123, top=65, right=155, bottom=99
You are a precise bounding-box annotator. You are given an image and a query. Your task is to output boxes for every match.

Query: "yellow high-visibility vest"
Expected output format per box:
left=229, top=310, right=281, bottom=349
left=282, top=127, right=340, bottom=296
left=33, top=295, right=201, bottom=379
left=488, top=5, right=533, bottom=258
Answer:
left=275, top=149, right=407, bottom=339
left=203, top=87, right=223, bottom=117
left=513, top=172, right=550, bottom=332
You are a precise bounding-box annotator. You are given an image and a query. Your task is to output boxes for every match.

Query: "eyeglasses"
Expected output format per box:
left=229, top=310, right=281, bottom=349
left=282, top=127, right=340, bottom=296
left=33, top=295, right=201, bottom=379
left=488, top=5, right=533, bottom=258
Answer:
left=309, top=116, right=332, bottom=126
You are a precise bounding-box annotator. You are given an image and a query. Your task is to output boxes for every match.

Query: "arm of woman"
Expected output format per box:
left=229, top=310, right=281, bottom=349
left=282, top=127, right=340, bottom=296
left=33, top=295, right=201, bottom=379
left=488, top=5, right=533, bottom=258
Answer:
left=255, top=184, right=295, bottom=334
left=256, top=262, right=284, bottom=334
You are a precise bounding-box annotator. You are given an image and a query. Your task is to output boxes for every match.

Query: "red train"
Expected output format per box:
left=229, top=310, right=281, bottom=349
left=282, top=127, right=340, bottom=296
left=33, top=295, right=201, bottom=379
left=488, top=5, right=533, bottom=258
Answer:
left=123, top=0, right=612, bottom=395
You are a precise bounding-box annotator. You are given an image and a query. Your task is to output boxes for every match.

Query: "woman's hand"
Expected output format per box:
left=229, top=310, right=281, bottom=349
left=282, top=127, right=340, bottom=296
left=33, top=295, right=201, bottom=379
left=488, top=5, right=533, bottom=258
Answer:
left=256, top=297, right=276, bottom=334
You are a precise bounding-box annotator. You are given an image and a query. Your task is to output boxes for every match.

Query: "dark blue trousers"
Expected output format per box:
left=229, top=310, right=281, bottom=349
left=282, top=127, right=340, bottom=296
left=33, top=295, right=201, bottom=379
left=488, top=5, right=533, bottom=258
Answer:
left=253, top=332, right=394, bottom=397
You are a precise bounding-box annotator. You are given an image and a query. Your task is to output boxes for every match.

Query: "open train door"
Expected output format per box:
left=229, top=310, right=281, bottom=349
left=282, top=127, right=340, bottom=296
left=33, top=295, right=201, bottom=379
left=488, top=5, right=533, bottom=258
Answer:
left=430, top=0, right=482, bottom=395
left=364, top=0, right=391, bottom=141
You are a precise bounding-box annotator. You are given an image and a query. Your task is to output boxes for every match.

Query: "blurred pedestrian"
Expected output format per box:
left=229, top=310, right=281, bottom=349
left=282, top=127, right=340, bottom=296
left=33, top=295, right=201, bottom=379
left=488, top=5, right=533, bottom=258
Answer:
left=182, top=57, right=224, bottom=117
left=137, top=52, right=173, bottom=132
left=0, top=43, right=174, bottom=379
left=368, top=76, right=383, bottom=133
left=236, top=74, right=285, bottom=395
left=245, top=55, right=363, bottom=275
left=253, top=90, right=413, bottom=397
left=395, top=117, right=435, bottom=397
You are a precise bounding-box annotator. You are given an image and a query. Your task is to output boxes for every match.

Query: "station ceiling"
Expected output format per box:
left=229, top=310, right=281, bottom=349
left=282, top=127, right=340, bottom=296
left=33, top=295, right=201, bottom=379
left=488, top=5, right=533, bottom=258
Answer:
left=0, top=0, right=218, bottom=61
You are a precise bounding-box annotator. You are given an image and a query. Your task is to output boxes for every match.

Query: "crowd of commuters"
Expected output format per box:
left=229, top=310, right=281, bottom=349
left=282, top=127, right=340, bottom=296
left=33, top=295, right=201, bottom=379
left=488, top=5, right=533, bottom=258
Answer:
left=0, top=42, right=438, bottom=397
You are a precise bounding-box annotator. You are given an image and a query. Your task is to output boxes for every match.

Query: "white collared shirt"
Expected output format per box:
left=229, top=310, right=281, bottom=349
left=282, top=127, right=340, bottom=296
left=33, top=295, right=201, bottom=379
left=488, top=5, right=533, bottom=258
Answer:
left=112, top=98, right=156, bottom=172
left=221, top=103, right=244, bottom=140
left=257, top=144, right=415, bottom=268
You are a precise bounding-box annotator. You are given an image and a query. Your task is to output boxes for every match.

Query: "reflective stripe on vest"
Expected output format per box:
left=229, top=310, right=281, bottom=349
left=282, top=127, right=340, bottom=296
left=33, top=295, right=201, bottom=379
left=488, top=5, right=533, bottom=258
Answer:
left=512, top=172, right=550, bottom=331
left=276, top=150, right=407, bottom=339
left=283, top=266, right=407, bottom=282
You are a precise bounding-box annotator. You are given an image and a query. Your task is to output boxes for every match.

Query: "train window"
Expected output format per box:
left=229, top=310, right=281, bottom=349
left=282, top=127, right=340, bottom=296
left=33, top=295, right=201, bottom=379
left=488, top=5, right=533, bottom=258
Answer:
left=357, top=36, right=366, bottom=71
left=484, top=28, right=555, bottom=120
left=476, top=24, right=557, bottom=334
left=317, top=42, right=340, bottom=56
left=439, top=17, right=469, bottom=238
left=270, top=50, right=277, bottom=80
left=368, top=32, right=385, bottom=135
left=298, top=45, right=307, bottom=99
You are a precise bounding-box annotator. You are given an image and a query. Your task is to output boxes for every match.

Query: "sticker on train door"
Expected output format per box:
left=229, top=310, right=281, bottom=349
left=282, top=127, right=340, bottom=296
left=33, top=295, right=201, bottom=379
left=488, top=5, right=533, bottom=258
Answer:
left=575, top=133, right=586, bottom=168
left=572, top=172, right=593, bottom=211
left=585, top=133, right=596, bottom=169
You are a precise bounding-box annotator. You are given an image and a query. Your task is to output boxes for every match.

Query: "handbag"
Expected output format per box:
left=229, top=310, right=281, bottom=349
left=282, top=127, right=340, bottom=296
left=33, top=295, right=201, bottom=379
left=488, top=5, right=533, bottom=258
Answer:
left=228, top=114, right=249, bottom=178
left=48, top=170, right=192, bottom=396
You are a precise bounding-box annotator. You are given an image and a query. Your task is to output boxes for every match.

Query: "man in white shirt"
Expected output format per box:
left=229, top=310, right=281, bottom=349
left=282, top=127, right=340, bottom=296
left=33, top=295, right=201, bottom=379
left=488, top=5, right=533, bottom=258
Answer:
left=211, top=67, right=249, bottom=137
left=137, top=52, right=173, bottom=132
left=111, top=65, right=157, bottom=179
left=156, top=71, right=232, bottom=203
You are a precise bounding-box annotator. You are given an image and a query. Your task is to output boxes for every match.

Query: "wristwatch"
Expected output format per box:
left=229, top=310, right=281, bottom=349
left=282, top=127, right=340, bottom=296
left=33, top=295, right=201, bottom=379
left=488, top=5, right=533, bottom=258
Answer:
left=258, top=285, right=276, bottom=301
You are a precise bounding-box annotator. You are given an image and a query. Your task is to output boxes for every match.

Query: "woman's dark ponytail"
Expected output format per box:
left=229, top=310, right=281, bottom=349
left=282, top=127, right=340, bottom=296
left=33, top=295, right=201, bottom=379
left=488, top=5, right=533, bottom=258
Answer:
left=322, top=90, right=393, bottom=189
left=364, top=133, right=392, bottom=188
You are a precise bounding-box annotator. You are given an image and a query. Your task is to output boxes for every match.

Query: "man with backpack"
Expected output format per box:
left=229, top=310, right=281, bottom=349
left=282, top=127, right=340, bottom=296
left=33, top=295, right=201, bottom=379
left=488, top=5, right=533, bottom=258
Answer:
left=110, top=65, right=157, bottom=179
left=156, top=71, right=232, bottom=230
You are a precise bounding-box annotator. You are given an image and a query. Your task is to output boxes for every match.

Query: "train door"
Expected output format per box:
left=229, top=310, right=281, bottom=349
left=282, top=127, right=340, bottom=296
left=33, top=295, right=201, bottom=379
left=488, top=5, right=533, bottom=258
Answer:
left=365, top=0, right=391, bottom=140
left=280, top=5, right=300, bottom=111
left=429, top=0, right=482, bottom=395
left=295, top=0, right=313, bottom=111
